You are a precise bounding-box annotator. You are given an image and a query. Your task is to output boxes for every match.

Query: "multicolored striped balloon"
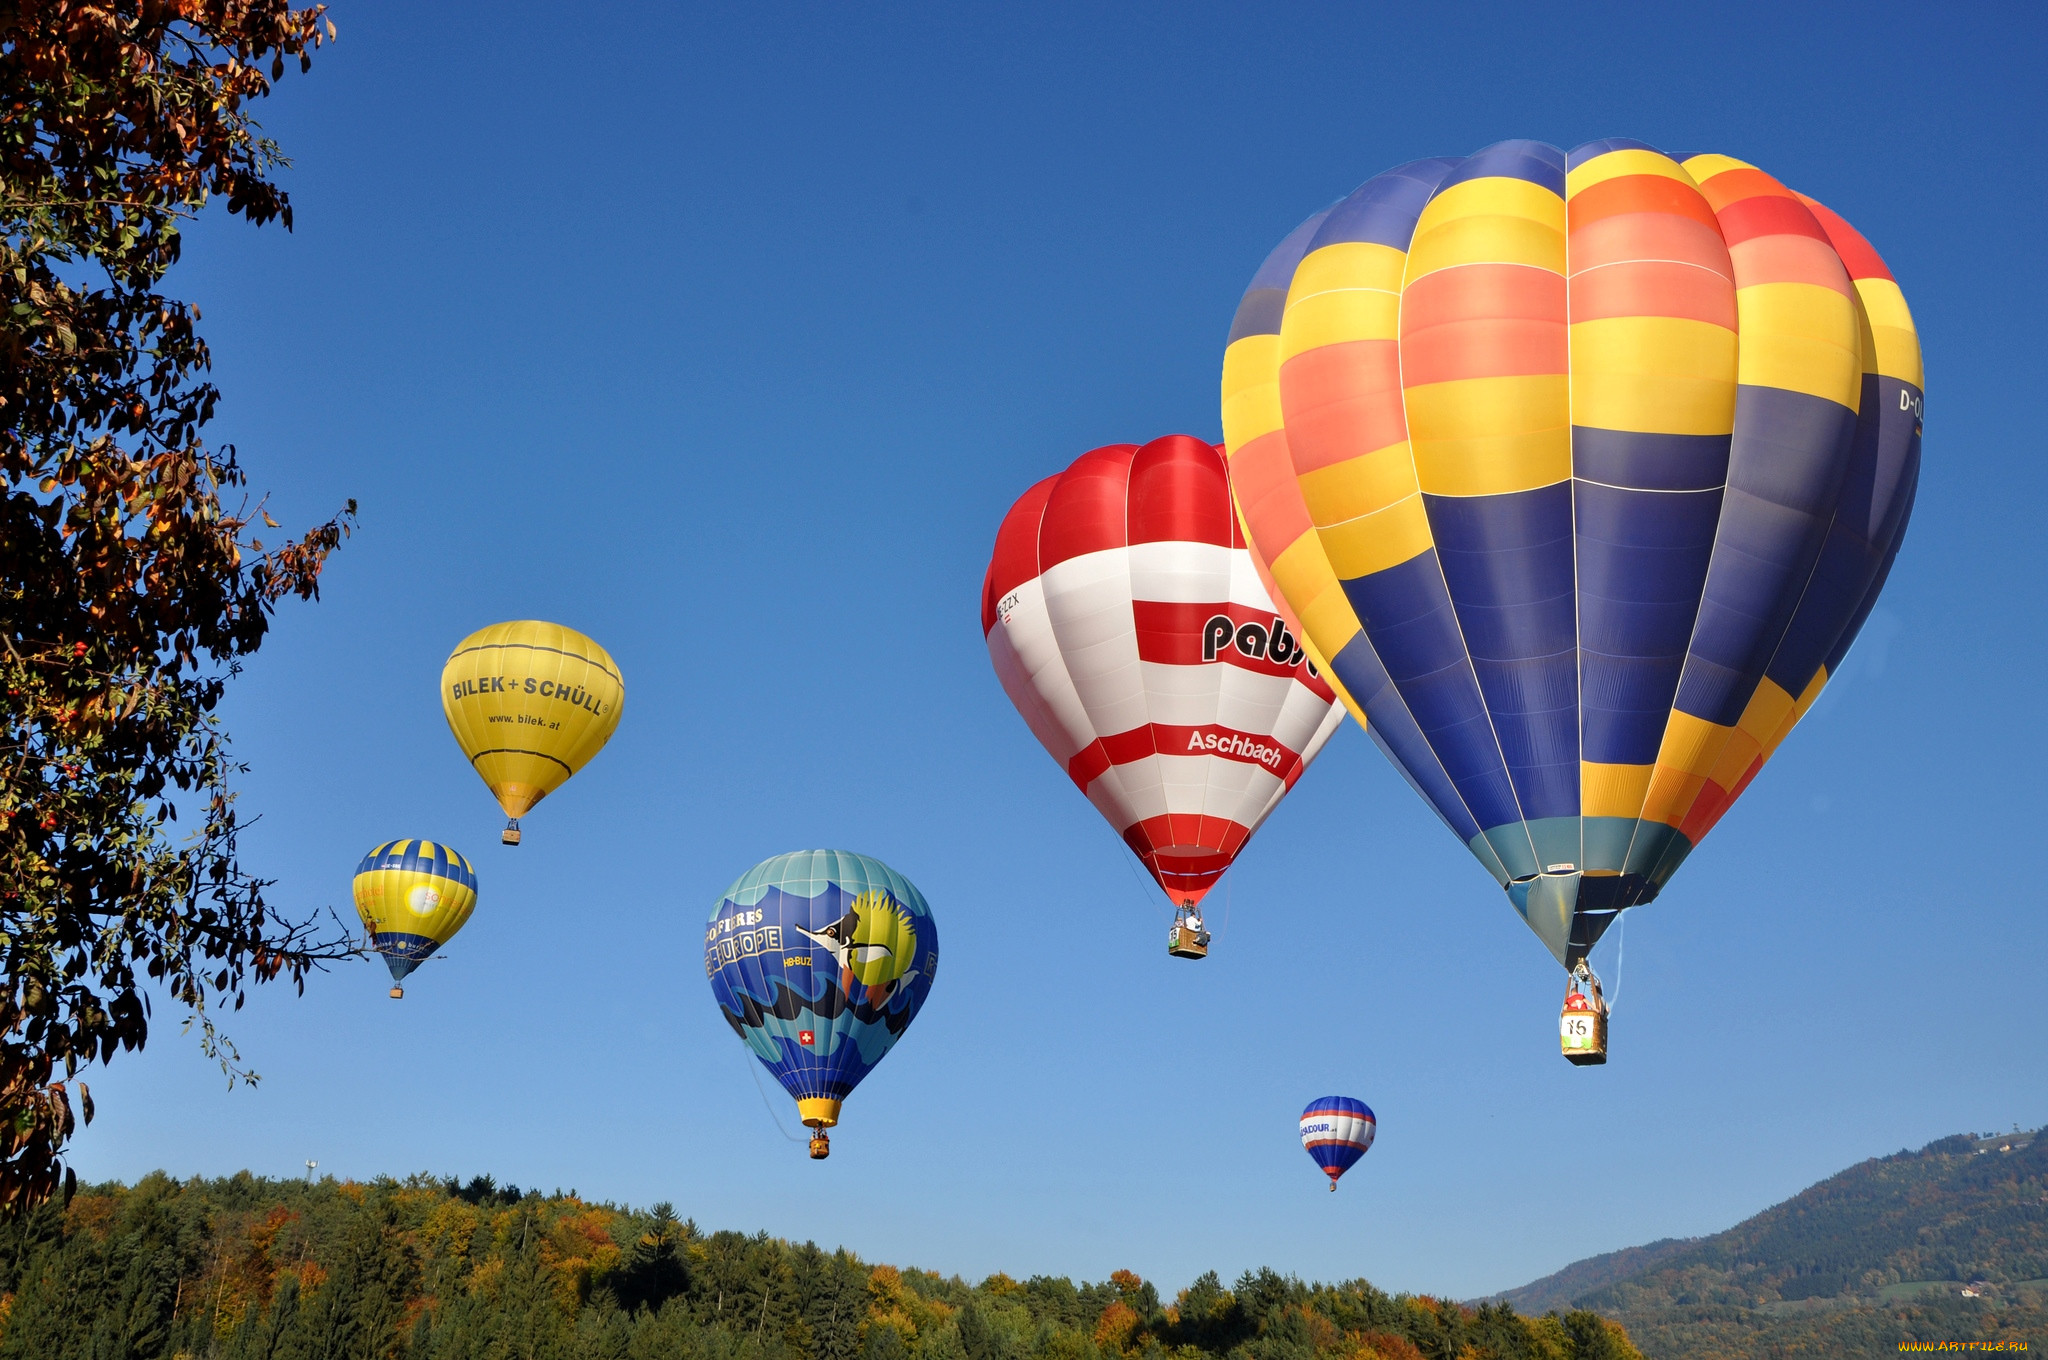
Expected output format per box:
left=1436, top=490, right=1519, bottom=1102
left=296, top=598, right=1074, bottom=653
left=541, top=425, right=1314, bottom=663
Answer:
left=1300, top=1096, right=1376, bottom=1190
left=982, top=435, right=1346, bottom=912
left=706, top=851, right=938, bottom=1154
left=351, top=839, right=478, bottom=998
left=1221, top=140, right=1921, bottom=969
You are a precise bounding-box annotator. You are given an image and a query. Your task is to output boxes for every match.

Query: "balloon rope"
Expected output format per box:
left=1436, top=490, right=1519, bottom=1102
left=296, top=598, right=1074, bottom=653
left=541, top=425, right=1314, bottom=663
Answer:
left=1607, top=910, right=1626, bottom=1016
left=1121, top=848, right=1175, bottom=920
left=739, top=1045, right=806, bottom=1143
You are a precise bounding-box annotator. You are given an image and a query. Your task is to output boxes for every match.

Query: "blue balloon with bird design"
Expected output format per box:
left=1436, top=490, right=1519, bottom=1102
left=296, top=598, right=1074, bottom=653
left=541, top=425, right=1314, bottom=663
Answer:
left=706, top=850, right=938, bottom=1155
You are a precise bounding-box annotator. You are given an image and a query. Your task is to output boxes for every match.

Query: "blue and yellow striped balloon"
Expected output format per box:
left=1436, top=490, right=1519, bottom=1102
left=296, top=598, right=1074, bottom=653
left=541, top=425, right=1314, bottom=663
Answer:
left=1222, top=140, right=1920, bottom=969
left=706, top=851, right=938, bottom=1157
left=351, top=840, right=478, bottom=998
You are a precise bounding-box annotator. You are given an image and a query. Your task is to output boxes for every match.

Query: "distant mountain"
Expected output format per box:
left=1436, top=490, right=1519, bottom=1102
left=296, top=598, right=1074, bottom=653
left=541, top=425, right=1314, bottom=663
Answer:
left=1491, top=1129, right=2048, bottom=1359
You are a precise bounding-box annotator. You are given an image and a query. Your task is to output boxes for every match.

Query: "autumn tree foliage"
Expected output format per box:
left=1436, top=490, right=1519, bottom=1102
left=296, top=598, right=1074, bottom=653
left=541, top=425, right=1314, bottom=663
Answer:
left=0, top=0, right=353, bottom=1213
left=0, top=1173, right=1652, bottom=1360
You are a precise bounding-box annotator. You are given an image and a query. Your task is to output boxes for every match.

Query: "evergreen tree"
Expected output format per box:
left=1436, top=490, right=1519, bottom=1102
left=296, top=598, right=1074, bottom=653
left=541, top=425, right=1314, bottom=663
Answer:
left=615, top=1204, right=691, bottom=1316
left=227, top=1272, right=304, bottom=1360
left=799, top=1248, right=871, bottom=1360
left=87, top=1226, right=180, bottom=1360
left=865, top=1322, right=907, bottom=1360
left=276, top=1203, right=415, bottom=1360
left=956, top=1301, right=994, bottom=1360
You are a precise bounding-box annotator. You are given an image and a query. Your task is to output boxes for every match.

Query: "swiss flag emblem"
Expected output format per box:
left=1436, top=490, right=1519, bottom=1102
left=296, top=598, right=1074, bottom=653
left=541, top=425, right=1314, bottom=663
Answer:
left=798, top=1030, right=815, bottom=1047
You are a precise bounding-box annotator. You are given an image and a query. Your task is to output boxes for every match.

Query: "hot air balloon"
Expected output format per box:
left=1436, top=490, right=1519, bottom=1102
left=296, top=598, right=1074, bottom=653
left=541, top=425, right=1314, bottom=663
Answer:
left=352, top=839, right=478, bottom=999
left=1221, top=141, right=1921, bottom=1057
left=441, top=621, right=624, bottom=845
left=1300, top=1096, right=1376, bottom=1191
left=706, top=850, right=938, bottom=1159
left=981, top=435, right=1348, bottom=958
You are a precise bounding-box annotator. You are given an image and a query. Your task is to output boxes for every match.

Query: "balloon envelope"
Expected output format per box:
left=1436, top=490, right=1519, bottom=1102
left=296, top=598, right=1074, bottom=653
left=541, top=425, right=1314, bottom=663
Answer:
left=706, top=850, right=938, bottom=1131
left=1221, top=141, right=1922, bottom=965
left=441, top=620, right=624, bottom=825
left=982, top=435, right=1346, bottom=907
left=351, top=839, right=478, bottom=984
left=1300, top=1096, right=1376, bottom=1186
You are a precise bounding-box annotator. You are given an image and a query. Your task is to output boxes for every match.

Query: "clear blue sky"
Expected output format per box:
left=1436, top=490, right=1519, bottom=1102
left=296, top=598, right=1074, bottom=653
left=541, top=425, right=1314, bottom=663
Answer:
left=72, top=0, right=2047, bottom=1302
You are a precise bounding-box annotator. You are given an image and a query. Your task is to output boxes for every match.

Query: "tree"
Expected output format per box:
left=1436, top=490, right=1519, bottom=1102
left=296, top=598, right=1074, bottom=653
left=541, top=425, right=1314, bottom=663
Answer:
left=866, top=1322, right=908, bottom=1360
left=799, top=1243, right=874, bottom=1360
left=1559, top=1311, right=1643, bottom=1360
left=613, top=1201, right=691, bottom=1315
left=1092, top=1301, right=1139, bottom=1358
left=956, top=1301, right=995, bottom=1360
left=0, top=0, right=352, bottom=1213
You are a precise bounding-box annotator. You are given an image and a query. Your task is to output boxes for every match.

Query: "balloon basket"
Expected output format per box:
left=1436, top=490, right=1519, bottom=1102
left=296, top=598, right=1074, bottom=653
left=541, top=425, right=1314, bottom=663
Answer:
left=1167, top=925, right=1208, bottom=959
left=389, top=986, right=404, bottom=1000
left=808, top=1131, right=831, bottom=1160
left=1559, top=963, right=1609, bottom=1066
left=501, top=823, right=521, bottom=846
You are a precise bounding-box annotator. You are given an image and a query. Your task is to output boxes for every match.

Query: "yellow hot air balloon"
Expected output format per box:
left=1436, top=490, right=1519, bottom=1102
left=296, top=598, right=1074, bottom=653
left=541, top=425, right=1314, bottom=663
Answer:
left=441, top=621, right=624, bottom=844
left=352, top=839, right=478, bottom=999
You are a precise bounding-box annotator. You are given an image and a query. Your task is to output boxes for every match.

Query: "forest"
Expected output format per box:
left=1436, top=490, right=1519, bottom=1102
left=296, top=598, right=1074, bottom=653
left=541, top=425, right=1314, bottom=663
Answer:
left=0, top=1173, right=1641, bottom=1360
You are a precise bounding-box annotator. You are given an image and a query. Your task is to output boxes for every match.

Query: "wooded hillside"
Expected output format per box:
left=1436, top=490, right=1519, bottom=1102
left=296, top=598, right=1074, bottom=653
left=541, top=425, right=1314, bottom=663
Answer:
left=1496, top=1129, right=2048, bottom=1358
left=0, top=1172, right=1641, bottom=1360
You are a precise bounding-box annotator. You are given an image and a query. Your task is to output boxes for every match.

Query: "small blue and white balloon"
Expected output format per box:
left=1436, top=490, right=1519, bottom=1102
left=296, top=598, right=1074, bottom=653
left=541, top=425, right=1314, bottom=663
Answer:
left=1299, top=1096, right=1375, bottom=1191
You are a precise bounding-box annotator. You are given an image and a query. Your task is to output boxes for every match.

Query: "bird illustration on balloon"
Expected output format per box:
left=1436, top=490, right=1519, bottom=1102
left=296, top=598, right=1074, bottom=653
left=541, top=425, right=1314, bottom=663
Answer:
left=707, top=852, right=939, bottom=1158
left=790, top=890, right=920, bottom=1008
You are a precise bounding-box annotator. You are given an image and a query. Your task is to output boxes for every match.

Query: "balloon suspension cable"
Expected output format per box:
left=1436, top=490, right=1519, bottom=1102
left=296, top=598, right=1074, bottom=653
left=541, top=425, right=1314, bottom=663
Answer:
left=1567, top=956, right=1608, bottom=1014
left=1122, top=848, right=1174, bottom=920
left=738, top=1045, right=806, bottom=1144
left=1606, top=910, right=1626, bottom=1016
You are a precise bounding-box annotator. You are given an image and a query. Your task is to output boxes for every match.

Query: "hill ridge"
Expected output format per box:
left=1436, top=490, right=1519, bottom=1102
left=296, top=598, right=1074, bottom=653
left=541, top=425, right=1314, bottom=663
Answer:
left=1489, top=1127, right=2048, bottom=1359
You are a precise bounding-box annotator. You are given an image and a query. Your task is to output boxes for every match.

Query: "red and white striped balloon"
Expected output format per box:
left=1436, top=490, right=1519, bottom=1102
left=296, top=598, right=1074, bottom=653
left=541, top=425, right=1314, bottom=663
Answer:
left=981, top=435, right=1345, bottom=908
